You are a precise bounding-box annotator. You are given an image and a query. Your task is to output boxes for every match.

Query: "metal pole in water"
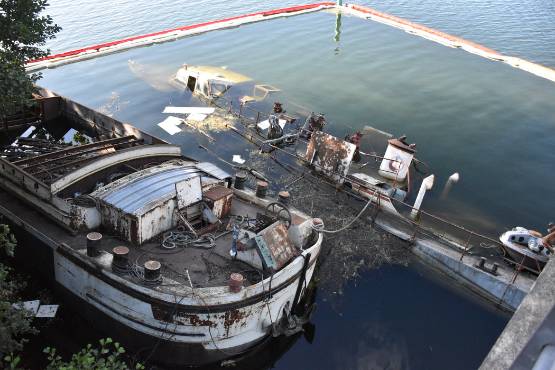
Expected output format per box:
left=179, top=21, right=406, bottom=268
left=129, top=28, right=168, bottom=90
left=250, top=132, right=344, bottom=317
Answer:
left=335, top=0, right=343, bottom=45
left=411, top=175, right=434, bottom=220
left=334, top=10, right=342, bottom=43
left=441, top=172, right=460, bottom=199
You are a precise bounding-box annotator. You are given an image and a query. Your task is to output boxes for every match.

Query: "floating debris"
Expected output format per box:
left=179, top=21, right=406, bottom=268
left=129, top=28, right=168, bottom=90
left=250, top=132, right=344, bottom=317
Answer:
left=35, top=305, right=59, bottom=318
left=162, top=106, right=215, bottom=115
left=12, top=300, right=59, bottom=318
left=232, top=155, right=246, bottom=164
left=157, top=116, right=183, bottom=135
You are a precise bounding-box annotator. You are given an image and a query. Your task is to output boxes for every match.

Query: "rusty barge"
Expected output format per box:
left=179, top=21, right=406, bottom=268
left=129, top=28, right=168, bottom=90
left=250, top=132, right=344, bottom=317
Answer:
left=0, top=88, right=324, bottom=366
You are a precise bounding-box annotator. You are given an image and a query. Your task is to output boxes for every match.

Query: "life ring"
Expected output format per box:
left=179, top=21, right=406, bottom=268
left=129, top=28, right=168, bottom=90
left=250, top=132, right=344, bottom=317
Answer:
left=388, top=155, right=402, bottom=173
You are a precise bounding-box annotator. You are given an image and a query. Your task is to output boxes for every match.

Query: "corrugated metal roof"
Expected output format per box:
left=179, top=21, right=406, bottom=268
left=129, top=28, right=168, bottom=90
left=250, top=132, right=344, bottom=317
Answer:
left=195, top=162, right=231, bottom=180
left=99, top=167, right=201, bottom=214
left=93, top=161, right=230, bottom=215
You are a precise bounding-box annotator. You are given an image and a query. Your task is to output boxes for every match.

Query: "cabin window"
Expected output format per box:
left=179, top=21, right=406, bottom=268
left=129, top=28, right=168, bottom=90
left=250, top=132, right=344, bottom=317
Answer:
left=187, top=76, right=196, bottom=92
left=510, top=236, right=515, bottom=241
left=210, top=82, right=227, bottom=96
left=518, top=236, right=524, bottom=243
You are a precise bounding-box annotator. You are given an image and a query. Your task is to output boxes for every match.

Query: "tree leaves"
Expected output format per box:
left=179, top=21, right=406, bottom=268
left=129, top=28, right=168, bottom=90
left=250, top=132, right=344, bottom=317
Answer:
left=0, top=224, right=37, bottom=357
left=43, top=338, right=143, bottom=370
left=0, top=0, right=60, bottom=117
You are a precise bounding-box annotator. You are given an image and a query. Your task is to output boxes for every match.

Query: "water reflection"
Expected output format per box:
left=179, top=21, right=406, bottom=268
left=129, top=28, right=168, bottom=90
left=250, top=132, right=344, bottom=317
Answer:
left=332, top=322, right=409, bottom=370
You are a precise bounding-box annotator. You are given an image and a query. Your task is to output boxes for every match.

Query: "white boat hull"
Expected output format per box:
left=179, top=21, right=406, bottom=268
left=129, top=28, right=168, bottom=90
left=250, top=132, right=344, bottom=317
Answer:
left=53, top=234, right=322, bottom=365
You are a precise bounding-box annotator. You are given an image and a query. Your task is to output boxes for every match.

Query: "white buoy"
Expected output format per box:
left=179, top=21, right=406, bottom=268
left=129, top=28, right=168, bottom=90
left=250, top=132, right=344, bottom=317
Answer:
left=441, top=172, right=460, bottom=199
left=411, top=175, right=434, bottom=219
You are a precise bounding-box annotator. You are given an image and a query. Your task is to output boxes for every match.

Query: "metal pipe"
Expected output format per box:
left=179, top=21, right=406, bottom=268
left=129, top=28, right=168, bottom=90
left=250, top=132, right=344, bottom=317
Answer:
left=441, top=172, right=460, bottom=199
left=410, top=175, right=434, bottom=219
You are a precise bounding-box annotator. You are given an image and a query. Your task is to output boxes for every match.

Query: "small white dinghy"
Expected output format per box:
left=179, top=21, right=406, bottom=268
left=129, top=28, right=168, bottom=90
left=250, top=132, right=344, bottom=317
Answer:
left=499, top=226, right=555, bottom=273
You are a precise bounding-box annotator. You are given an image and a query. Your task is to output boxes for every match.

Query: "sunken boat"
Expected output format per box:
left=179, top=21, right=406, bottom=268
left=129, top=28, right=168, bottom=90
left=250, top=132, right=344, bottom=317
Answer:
left=0, top=88, right=324, bottom=365
left=169, top=64, right=432, bottom=219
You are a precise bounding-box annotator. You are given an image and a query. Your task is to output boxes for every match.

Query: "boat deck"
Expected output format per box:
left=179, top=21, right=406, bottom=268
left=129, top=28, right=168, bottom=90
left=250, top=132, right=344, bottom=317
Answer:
left=0, top=187, right=309, bottom=290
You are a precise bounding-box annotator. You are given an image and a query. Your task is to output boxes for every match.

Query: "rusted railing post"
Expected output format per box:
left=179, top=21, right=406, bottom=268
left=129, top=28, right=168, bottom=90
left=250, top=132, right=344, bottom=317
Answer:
left=370, top=194, right=381, bottom=225
left=511, top=254, right=527, bottom=284
left=409, top=211, right=420, bottom=245
left=459, top=234, right=472, bottom=261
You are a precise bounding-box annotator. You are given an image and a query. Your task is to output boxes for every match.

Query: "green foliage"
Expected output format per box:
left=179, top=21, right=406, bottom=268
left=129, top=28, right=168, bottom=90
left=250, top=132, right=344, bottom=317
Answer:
left=3, top=353, right=22, bottom=369
left=0, top=0, right=60, bottom=116
left=43, top=338, right=144, bottom=370
left=73, top=131, right=90, bottom=145
left=0, top=224, right=16, bottom=257
left=0, top=224, right=36, bottom=356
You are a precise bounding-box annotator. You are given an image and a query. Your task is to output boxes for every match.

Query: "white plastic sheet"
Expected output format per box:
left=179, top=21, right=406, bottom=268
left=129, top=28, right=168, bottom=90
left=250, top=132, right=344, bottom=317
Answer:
left=157, top=116, right=183, bottom=135
left=187, top=113, right=208, bottom=121
left=36, top=305, right=59, bottom=318
left=232, top=155, right=246, bottom=164
left=163, top=106, right=215, bottom=114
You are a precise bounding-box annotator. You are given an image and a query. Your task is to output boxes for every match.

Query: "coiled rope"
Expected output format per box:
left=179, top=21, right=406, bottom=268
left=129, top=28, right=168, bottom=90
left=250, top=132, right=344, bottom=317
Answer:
left=161, top=229, right=216, bottom=250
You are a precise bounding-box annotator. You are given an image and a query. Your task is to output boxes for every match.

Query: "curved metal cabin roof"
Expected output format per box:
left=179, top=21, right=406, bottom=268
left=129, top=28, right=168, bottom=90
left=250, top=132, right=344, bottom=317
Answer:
left=93, top=161, right=230, bottom=215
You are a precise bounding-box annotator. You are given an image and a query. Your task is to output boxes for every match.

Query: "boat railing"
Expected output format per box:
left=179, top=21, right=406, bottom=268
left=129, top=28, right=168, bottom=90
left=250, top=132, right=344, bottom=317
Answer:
left=207, top=95, right=541, bottom=279
left=384, top=196, right=543, bottom=277
left=0, top=156, right=53, bottom=200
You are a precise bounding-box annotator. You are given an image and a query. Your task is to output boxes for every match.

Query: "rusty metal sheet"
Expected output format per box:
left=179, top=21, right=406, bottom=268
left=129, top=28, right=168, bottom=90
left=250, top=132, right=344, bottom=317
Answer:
left=203, top=185, right=233, bottom=201
left=305, top=131, right=356, bottom=183
left=256, top=221, right=299, bottom=271
left=203, top=185, right=233, bottom=219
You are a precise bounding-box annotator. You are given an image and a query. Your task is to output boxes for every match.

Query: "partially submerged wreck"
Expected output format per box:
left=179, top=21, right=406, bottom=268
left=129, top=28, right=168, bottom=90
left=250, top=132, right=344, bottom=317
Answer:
left=169, top=64, right=424, bottom=218
left=163, top=64, right=543, bottom=310
left=0, top=89, right=324, bottom=365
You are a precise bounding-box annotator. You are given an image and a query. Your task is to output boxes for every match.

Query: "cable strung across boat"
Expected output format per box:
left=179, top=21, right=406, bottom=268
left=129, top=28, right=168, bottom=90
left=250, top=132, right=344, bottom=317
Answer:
left=311, top=198, right=373, bottom=234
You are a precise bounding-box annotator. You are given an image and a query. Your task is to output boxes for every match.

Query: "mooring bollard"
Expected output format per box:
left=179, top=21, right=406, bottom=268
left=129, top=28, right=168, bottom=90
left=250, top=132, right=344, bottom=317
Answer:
left=234, top=171, right=247, bottom=190
left=112, top=246, right=129, bottom=272
left=86, top=232, right=102, bottom=257
left=478, top=257, right=486, bottom=268
left=229, top=273, right=244, bottom=293
left=256, top=181, right=268, bottom=198
left=278, top=190, right=290, bottom=205
left=144, top=260, right=161, bottom=281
